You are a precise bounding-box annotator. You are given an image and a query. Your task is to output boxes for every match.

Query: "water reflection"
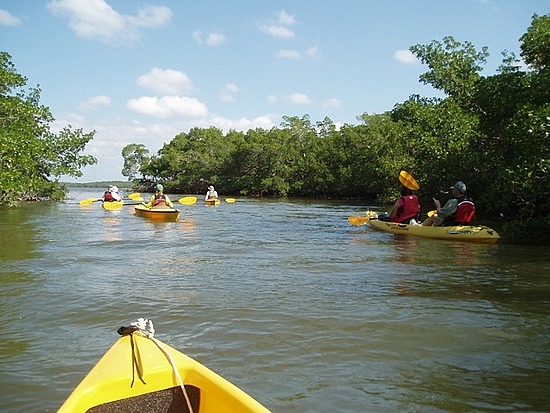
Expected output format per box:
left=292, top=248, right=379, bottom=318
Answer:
left=102, top=215, right=122, bottom=242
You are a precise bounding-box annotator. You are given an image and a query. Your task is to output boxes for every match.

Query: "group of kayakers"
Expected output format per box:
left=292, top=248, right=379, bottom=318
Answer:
left=100, top=183, right=219, bottom=209
left=100, top=177, right=472, bottom=227
left=384, top=176, right=475, bottom=227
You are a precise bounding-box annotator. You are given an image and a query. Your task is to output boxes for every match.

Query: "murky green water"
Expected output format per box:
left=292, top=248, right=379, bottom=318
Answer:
left=1, top=189, right=549, bottom=412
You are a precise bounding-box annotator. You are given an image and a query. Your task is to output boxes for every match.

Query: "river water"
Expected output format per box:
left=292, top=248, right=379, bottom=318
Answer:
left=1, top=188, right=549, bottom=412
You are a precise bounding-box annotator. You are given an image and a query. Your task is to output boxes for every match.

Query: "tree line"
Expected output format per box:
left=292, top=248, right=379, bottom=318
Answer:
left=1, top=15, right=547, bottom=243
left=122, top=14, right=548, bottom=243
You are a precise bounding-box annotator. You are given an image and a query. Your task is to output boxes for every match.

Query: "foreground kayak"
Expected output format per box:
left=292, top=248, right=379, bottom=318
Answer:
left=366, top=212, right=500, bottom=244
left=58, top=320, right=271, bottom=413
left=134, top=204, right=180, bottom=222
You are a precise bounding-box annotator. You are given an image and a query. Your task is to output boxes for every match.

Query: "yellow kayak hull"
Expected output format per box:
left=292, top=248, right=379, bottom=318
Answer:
left=58, top=333, right=270, bottom=413
left=368, top=216, right=500, bottom=244
left=102, top=200, right=124, bottom=210
left=205, top=199, right=220, bottom=206
left=134, top=204, right=180, bottom=222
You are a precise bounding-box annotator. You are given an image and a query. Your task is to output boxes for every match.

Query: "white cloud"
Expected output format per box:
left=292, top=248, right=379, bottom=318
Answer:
left=0, top=9, right=21, bottom=26
left=260, top=9, right=297, bottom=39
left=322, top=98, right=342, bottom=108
left=193, top=30, right=227, bottom=47
left=220, top=83, right=240, bottom=102
left=260, top=24, right=295, bottom=39
left=78, top=95, right=112, bottom=109
left=126, top=96, right=208, bottom=118
left=394, top=49, right=418, bottom=64
left=267, top=94, right=279, bottom=105
left=286, top=93, right=311, bottom=105
left=276, top=49, right=301, bottom=59
left=137, top=68, right=193, bottom=95
left=196, top=115, right=275, bottom=132
left=305, top=46, right=320, bottom=59
left=276, top=47, right=320, bottom=60
left=47, top=0, right=172, bottom=46
left=206, top=32, right=226, bottom=46
left=277, top=10, right=296, bottom=26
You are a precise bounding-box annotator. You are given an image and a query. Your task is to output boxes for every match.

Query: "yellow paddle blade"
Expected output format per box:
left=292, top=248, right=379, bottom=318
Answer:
left=348, top=215, right=371, bottom=226
left=427, top=209, right=437, bottom=217
left=178, top=196, right=197, bottom=205
left=399, top=170, right=420, bottom=191
left=79, top=198, right=98, bottom=206
left=102, top=201, right=124, bottom=211
left=225, top=198, right=236, bottom=203
left=127, top=193, right=142, bottom=200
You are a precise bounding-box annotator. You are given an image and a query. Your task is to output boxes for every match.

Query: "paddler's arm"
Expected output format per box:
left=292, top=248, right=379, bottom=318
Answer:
left=165, top=195, right=174, bottom=208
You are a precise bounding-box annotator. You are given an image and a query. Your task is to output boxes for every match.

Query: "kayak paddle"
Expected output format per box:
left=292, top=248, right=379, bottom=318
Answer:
left=178, top=196, right=198, bottom=205
left=348, top=215, right=372, bottom=226
left=399, top=170, right=420, bottom=191
left=79, top=197, right=99, bottom=206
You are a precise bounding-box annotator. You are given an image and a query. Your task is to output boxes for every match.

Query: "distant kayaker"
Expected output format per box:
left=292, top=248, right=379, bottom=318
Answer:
left=143, top=184, right=174, bottom=208
left=422, top=181, right=475, bottom=226
left=102, top=185, right=122, bottom=202
left=205, top=185, right=218, bottom=201
left=389, top=186, right=421, bottom=224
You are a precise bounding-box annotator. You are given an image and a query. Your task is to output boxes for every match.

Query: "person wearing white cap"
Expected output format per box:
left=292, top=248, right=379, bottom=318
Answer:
left=205, top=185, right=218, bottom=201
left=422, top=181, right=475, bottom=226
left=102, top=185, right=122, bottom=202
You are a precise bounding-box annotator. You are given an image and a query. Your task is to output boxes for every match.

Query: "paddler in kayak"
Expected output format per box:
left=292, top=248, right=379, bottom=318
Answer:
left=389, top=185, right=421, bottom=224
left=143, top=184, right=174, bottom=209
left=422, top=181, right=475, bottom=226
left=101, top=185, right=122, bottom=202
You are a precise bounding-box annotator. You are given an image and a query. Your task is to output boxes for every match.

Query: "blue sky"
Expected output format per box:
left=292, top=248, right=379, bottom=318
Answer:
left=1, top=0, right=547, bottom=182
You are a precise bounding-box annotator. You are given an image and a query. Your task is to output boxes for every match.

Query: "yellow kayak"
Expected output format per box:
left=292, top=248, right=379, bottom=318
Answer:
left=134, top=204, right=180, bottom=221
left=58, top=321, right=271, bottom=413
left=102, top=200, right=124, bottom=210
left=366, top=212, right=500, bottom=243
left=205, top=198, right=220, bottom=206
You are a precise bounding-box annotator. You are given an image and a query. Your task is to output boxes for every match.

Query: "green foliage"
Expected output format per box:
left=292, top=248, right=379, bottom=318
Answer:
left=121, top=143, right=149, bottom=182
left=124, top=15, right=548, bottom=243
left=410, top=36, right=489, bottom=110
left=520, top=14, right=550, bottom=73
left=0, top=52, right=96, bottom=205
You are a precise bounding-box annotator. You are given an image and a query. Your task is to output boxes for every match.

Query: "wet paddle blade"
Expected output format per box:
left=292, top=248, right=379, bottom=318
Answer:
left=348, top=215, right=371, bottom=226
left=127, top=193, right=142, bottom=201
left=79, top=198, right=98, bottom=206
left=178, top=196, right=197, bottom=205
left=225, top=198, right=236, bottom=203
left=399, top=170, right=420, bottom=191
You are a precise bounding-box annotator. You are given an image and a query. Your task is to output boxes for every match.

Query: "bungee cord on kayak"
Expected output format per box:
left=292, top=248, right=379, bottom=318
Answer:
left=118, top=318, right=195, bottom=413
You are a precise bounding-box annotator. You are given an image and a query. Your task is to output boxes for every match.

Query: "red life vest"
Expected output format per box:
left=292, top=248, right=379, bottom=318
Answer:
left=153, top=194, right=166, bottom=206
left=103, top=191, right=115, bottom=202
left=454, top=196, right=475, bottom=224
left=392, top=195, right=420, bottom=223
